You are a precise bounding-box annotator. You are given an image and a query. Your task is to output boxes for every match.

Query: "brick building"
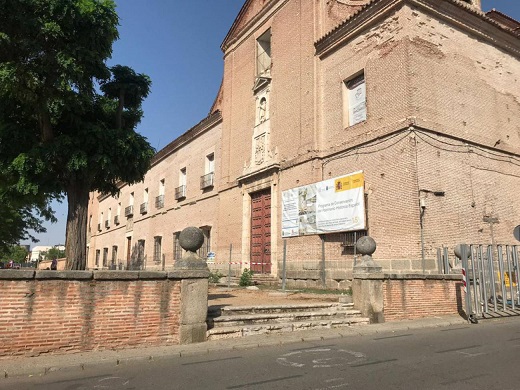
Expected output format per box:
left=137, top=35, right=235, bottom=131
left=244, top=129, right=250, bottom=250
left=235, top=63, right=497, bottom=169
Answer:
left=87, top=0, right=520, bottom=288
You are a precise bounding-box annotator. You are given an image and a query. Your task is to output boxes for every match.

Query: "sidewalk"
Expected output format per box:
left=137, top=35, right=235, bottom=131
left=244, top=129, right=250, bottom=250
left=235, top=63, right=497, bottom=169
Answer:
left=1, top=315, right=470, bottom=379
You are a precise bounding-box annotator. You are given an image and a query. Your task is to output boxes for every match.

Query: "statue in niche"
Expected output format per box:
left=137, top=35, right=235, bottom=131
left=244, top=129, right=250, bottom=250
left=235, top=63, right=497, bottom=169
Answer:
left=258, top=97, right=267, bottom=123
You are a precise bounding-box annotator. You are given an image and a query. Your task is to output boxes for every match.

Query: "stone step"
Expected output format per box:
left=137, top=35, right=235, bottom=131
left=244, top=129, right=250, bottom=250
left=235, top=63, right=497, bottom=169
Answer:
left=209, top=302, right=354, bottom=317
left=206, top=317, right=370, bottom=340
left=208, top=309, right=363, bottom=328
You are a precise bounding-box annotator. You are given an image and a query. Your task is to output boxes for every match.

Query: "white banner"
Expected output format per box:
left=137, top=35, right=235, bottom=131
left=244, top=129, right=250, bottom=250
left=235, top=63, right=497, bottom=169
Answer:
left=282, top=171, right=365, bottom=237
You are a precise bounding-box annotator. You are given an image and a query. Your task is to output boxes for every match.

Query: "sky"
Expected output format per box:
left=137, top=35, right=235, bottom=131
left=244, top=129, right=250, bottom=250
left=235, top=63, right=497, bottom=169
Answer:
left=22, top=0, right=520, bottom=249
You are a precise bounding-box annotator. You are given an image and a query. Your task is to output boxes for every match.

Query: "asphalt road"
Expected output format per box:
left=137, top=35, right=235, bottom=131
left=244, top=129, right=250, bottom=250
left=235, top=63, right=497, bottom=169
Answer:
left=3, top=319, right=520, bottom=390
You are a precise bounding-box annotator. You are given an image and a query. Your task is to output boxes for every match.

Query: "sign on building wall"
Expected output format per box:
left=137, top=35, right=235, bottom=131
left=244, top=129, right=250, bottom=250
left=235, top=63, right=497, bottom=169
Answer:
left=282, top=171, right=365, bottom=237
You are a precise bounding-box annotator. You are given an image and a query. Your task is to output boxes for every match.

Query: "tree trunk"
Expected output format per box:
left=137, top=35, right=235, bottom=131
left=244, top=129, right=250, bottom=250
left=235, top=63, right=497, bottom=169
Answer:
left=39, top=109, right=54, bottom=143
left=65, top=182, right=89, bottom=270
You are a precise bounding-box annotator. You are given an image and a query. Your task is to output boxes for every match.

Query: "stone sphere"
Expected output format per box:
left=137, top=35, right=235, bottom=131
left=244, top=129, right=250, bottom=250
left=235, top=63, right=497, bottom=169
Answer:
left=454, top=244, right=470, bottom=259
left=356, top=236, right=376, bottom=256
left=179, top=227, right=205, bottom=252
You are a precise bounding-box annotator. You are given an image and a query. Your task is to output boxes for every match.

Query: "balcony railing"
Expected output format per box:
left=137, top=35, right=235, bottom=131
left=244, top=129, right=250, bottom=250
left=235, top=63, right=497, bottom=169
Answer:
left=105, top=220, right=110, bottom=229
left=124, top=205, right=133, bottom=217
left=114, top=215, right=120, bottom=225
left=140, top=202, right=148, bottom=214
left=175, top=185, right=186, bottom=200
left=200, top=172, right=214, bottom=189
left=155, top=195, right=164, bottom=209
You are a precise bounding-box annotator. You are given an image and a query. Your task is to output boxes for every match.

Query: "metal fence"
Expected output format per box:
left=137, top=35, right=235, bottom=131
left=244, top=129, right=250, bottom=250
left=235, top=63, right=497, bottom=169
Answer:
left=458, top=244, right=520, bottom=323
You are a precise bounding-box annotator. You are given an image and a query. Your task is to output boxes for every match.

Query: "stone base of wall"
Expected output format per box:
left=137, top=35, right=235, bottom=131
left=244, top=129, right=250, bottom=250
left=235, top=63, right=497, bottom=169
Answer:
left=383, top=274, right=464, bottom=321
left=0, top=269, right=208, bottom=358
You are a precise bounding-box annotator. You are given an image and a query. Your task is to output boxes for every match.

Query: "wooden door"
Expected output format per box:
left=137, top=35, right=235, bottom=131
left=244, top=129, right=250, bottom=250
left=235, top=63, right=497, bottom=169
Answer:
left=250, top=189, right=271, bottom=274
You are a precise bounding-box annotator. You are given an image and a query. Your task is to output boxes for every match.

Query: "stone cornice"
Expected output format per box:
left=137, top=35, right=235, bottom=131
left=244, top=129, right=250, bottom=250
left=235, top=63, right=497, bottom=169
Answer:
left=315, top=0, right=520, bottom=59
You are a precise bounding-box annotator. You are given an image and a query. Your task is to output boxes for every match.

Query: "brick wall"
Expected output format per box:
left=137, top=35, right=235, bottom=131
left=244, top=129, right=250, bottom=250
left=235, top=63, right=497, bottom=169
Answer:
left=0, top=270, right=207, bottom=358
left=383, top=275, right=464, bottom=321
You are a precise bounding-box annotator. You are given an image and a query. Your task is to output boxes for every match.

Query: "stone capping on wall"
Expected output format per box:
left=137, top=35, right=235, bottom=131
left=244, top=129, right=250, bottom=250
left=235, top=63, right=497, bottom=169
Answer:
left=0, top=269, right=210, bottom=281
left=354, top=272, right=462, bottom=280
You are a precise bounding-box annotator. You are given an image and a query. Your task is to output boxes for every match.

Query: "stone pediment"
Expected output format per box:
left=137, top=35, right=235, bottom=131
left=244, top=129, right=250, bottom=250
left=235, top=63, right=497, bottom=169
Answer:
left=253, top=76, right=271, bottom=94
left=222, top=0, right=273, bottom=51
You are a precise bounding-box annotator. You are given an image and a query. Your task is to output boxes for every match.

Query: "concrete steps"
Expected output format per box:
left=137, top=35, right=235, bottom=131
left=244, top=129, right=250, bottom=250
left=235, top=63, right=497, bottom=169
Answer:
left=207, top=302, right=369, bottom=340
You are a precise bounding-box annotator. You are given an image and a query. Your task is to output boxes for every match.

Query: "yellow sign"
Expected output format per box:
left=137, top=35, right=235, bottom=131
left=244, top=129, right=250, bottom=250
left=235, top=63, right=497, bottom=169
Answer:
left=334, top=172, right=364, bottom=193
left=499, top=271, right=517, bottom=288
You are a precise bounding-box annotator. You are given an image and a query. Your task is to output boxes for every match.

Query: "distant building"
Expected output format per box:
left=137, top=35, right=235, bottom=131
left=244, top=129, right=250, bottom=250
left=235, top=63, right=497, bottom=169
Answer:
left=87, top=0, right=520, bottom=287
left=29, top=245, right=65, bottom=262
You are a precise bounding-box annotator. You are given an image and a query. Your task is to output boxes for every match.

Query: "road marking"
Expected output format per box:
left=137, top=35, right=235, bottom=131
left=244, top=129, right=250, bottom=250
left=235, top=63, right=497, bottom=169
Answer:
left=350, top=358, right=398, bottom=367
left=277, top=348, right=366, bottom=368
left=182, top=356, right=242, bottom=365
left=456, top=351, right=486, bottom=358
left=373, top=333, right=413, bottom=340
left=435, top=345, right=481, bottom=353
left=227, top=374, right=304, bottom=389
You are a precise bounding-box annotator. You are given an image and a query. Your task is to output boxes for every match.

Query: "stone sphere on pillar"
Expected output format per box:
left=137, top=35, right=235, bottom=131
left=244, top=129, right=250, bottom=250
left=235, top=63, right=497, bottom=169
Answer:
left=454, top=244, right=470, bottom=259
left=356, top=236, right=377, bottom=256
left=179, top=227, right=205, bottom=253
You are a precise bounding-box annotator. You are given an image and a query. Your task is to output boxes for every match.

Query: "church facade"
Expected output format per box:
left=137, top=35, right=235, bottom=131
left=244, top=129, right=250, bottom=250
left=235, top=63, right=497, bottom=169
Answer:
left=87, top=0, right=520, bottom=287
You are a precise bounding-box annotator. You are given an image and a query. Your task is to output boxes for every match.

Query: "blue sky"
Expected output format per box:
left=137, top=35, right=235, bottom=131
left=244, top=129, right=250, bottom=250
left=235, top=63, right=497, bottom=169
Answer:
left=22, top=0, right=520, bottom=248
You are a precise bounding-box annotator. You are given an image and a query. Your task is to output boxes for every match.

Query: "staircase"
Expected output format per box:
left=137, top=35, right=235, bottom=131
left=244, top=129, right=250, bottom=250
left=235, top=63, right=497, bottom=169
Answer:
left=207, top=302, right=369, bottom=340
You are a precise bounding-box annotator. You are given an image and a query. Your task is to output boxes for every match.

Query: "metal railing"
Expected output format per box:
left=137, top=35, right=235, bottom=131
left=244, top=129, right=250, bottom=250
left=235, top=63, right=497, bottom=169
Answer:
left=175, top=185, right=186, bottom=200
left=200, top=172, right=214, bottom=189
left=124, top=205, right=133, bottom=217
left=140, top=202, right=148, bottom=214
left=459, top=244, right=520, bottom=323
left=155, top=195, right=164, bottom=209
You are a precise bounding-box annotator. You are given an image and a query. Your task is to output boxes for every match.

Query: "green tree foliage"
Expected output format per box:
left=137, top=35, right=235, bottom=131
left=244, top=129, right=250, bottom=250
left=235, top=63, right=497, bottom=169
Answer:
left=0, top=245, right=29, bottom=263
left=0, top=0, right=155, bottom=269
left=41, top=247, right=66, bottom=260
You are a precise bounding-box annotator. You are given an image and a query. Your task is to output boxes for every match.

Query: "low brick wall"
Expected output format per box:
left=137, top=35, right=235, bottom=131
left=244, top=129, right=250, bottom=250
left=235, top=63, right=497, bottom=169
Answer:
left=383, top=274, right=464, bottom=321
left=0, top=270, right=208, bottom=358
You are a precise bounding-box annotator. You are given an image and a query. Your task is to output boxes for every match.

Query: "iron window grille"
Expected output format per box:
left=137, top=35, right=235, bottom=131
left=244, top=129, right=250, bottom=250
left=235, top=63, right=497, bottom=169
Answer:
left=105, top=220, right=110, bottom=229
left=114, top=215, right=120, bottom=225
left=173, top=232, right=182, bottom=260
left=200, top=172, right=214, bottom=189
left=341, top=230, right=368, bottom=248
left=155, top=195, right=164, bottom=209
left=175, top=185, right=186, bottom=200
left=124, top=205, right=133, bottom=217
left=140, top=202, right=148, bottom=214
left=153, top=236, right=162, bottom=263
left=102, top=248, right=108, bottom=267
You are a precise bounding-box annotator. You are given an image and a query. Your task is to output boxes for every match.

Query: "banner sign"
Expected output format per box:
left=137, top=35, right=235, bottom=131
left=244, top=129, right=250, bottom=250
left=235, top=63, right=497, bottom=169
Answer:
left=282, top=171, right=365, bottom=237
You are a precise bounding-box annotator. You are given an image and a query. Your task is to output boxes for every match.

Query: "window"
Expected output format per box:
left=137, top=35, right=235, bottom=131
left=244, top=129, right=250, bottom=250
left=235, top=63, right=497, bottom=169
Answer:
left=88, top=215, right=92, bottom=233
left=137, top=239, right=145, bottom=269
left=153, top=236, right=162, bottom=263
left=201, top=154, right=215, bottom=189
left=175, top=168, right=187, bottom=199
left=98, top=212, right=103, bottom=231
left=156, top=179, right=165, bottom=209
left=125, top=193, right=134, bottom=217
left=173, top=232, right=182, bottom=260
left=111, top=246, right=118, bottom=268
left=198, top=227, right=211, bottom=259
left=95, top=249, right=100, bottom=267
left=103, top=248, right=108, bottom=267
left=343, top=73, right=366, bottom=127
left=106, top=208, right=111, bottom=228
left=256, top=29, right=271, bottom=76
left=140, top=188, right=148, bottom=214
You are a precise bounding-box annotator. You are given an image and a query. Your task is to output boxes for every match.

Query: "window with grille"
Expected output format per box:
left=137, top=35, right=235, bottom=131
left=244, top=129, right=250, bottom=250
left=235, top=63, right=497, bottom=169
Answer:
left=103, top=248, right=108, bottom=267
left=95, top=250, right=100, bottom=267
left=173, top=232, right=182, bottom=260
left=197, top=227, right=211, bottom=259
left=111, top=246, right=118, bottom=267
left=153, top=236, right=162, bottom=263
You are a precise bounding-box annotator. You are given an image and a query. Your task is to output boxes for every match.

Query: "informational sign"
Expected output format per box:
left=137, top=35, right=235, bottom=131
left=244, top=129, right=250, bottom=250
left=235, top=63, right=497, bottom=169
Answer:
left=282, top=171, right=365, bottom=237
left=206, top=252, right=216, bottom=263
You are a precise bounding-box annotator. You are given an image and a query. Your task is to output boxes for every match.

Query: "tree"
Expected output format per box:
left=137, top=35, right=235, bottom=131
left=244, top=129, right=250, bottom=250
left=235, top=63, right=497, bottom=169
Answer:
left=0, top=0, right=155, bottom=269
left=0, top=245, right=29, bottom=263
left=41, top=247, right=66, bottom=260
left=0, top=170, right=56, bottom=251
